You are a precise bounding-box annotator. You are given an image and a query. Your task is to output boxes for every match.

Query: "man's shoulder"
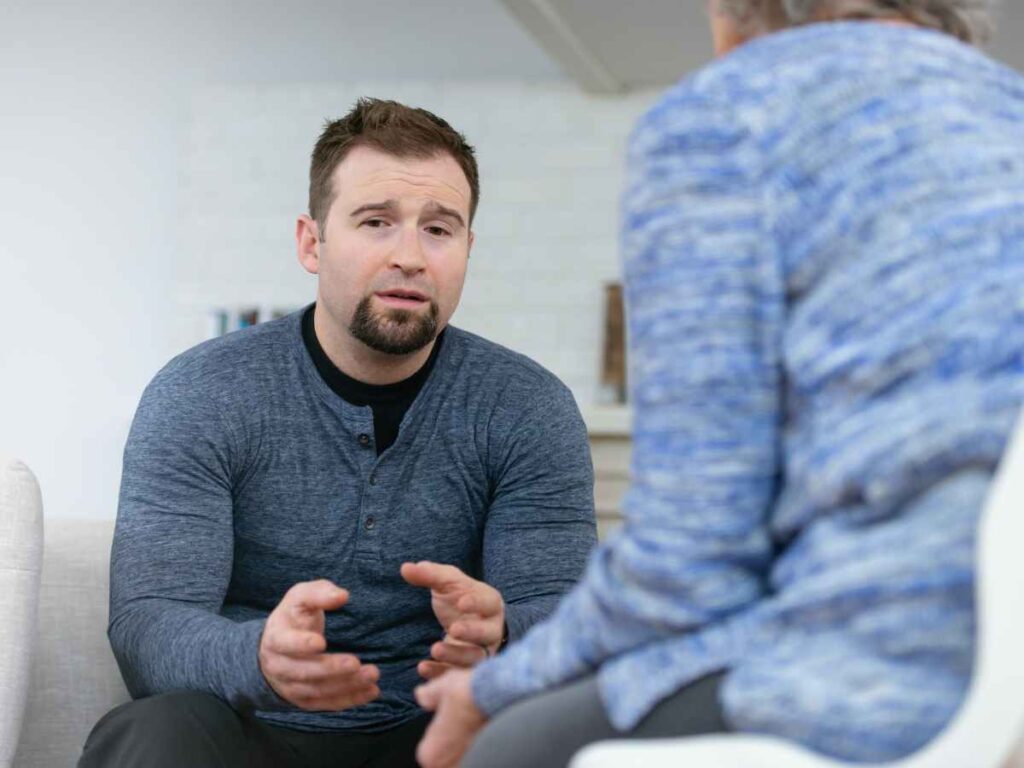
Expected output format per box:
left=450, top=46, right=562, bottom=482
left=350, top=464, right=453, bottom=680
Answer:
left=442, top=328, right=590, bottom=471
left=148, top=313, right=299, bottom=400
left=444, top=326, right=574, bottom=405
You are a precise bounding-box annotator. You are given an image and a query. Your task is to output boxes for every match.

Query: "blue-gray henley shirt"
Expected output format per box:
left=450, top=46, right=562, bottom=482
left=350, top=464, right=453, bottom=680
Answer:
left=109, top=310, right=597, bottom=732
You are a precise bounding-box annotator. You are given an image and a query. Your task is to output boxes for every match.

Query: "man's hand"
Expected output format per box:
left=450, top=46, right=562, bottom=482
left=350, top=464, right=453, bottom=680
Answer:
left=415, top=669, right=487, bottom=768
left=258, top=579, right=380, bottom=711
left=400, top=561, right=505, bottom=679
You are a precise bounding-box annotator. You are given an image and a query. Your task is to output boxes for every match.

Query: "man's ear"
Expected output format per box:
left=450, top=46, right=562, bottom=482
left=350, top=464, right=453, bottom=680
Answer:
left=296, top=214, right=321, bottom=275
left=467, top=230, right=475, bottom=259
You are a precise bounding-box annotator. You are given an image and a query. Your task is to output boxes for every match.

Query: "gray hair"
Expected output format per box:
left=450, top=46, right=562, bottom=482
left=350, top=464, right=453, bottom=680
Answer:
left=716, top=0, right=993, bottom=44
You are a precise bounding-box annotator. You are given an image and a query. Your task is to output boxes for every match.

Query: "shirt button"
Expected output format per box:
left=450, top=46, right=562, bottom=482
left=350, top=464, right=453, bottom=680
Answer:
left=369, top=472, right=377, bottom=486
left=365, top=516, right=376, bottom=530
left=358, top=433, right=371, bottom=447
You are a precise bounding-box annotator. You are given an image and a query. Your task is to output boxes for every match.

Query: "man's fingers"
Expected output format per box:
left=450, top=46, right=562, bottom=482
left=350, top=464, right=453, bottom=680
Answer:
left=448, top=620, right=500, bottom=647
left=415, top=676, right=444, bottom=710
left=267, top=628, right=328, bottom=657
left=431, top=640, right=487, bottom=668
left=262, top=651, right=363, bottom=684
left=315, top=662, right=379, bottom=691
left=400, top=561, right=466, bottom=591
left=418, top=660, right=453, bottom=680
left=274, top=662, right=381, bottom=711
left=416, top=716, right=458, bottom=768
left=284, top=678, right=380, bottom=712
left=285, top=580, right=349, bottom=614
left=310, top=663, right=380, bottom=709
left=414, top=671, right=483, bottom=768
left=456, top=589, right=502, bottom=616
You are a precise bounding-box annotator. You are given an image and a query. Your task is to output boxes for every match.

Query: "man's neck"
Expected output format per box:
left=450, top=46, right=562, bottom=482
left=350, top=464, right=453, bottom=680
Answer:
left=313, top=304, right=437, bottom=386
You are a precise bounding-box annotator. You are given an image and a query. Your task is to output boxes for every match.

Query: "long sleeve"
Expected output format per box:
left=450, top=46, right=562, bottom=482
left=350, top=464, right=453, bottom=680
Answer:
left=472, top=85, right=784, bottom=725
left=482, top=381, right=598, bottom=643
left=107, top=361, right=286, bottom=711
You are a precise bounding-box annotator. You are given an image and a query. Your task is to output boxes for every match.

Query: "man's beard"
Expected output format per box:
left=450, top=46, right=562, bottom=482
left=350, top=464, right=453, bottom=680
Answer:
left=349, top=294, right=440, bottom=355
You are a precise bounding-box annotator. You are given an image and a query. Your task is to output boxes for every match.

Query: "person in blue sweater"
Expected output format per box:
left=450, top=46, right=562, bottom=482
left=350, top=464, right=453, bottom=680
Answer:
left=78, top=98, right=597, bottom=767
left=414, top=1, right=1024, bottom=765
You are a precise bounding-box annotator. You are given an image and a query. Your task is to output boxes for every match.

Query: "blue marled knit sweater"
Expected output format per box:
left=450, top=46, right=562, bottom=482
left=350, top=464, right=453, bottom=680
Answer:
left=472, top=22, right=1024, bottom=762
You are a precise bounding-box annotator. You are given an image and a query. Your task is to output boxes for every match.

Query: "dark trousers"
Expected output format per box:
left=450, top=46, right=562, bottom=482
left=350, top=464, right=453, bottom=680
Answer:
left=462, top=671, right=728, bottom=768
left=78, top=691, right=430, bottom=768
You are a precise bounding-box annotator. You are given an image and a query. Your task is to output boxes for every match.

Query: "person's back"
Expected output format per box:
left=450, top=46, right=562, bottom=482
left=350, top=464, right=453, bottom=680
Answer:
left=665, top=21, right=1024, bottom=759
left=413, top=17, right=1024, bottom=768
left=743, top=21, right=1024, bottom=536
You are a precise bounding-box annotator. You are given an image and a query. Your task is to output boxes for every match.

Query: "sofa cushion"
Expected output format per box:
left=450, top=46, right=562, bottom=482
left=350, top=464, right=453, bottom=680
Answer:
left=14, top=518, right=129, bottom=768
left=0, top=457, right=43, bottom=768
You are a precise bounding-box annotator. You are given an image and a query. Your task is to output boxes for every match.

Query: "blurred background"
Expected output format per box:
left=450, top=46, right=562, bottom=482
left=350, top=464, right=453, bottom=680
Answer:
left=2, top=0, right=1023, bottom=520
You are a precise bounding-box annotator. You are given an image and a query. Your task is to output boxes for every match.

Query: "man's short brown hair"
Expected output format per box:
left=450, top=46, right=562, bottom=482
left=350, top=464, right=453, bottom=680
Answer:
left=309, top=98, right=480, bottom=232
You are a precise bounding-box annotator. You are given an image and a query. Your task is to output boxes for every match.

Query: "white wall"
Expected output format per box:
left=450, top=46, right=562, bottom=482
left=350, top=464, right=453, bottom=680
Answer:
left=0, top=23, right=180, bottom=522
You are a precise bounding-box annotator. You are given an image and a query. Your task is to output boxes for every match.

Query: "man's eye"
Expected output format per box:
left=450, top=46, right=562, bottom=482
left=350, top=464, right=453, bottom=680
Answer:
left=363, top=218, right=388, bottom=228
left=426, top=226, right=451, bottom=237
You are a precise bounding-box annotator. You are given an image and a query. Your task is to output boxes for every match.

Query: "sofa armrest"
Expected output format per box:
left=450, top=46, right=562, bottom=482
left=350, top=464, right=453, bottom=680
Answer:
left=0, top=457, right=43, bottom=768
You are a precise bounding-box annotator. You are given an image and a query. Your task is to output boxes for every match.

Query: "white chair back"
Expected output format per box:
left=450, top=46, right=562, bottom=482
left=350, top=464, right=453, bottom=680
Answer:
left=911, top=413, right=1024, bottom=767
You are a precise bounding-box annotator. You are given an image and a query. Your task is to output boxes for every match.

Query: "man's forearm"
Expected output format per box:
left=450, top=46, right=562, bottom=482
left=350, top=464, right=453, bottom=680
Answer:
left=108, top=599, right=286, bottom=711
left=502, top=595, right=561, bottom=646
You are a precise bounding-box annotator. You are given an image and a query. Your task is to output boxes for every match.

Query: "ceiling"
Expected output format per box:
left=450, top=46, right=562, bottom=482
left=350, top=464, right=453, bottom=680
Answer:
left=499, top=0, right=1024, bottom=93
left=0, top=0, right=563, bottom=93
left=4, top=1, right=1019, bottom=96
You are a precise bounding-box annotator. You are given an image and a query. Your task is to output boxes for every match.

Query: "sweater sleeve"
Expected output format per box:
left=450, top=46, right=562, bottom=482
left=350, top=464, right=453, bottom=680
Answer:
left=107, top=361, right=287, bottom=711
left=472, top=85, right=783, bottom=719
left=481, top=380, right=598, bottom=644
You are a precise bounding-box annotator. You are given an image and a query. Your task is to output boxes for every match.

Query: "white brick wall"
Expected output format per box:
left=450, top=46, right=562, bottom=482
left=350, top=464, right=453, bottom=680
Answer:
left=174, top=80, right=657, bottom=406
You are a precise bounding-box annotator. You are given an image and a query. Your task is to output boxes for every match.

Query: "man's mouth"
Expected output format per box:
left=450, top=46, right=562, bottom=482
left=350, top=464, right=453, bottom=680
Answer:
left=375, top=289, right=429, bottom=309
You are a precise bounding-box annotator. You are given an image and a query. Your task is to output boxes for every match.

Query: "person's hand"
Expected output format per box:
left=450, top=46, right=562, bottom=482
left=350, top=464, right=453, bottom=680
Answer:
left=400, top=561, right=505, bottom=679
left=258, top=579, right=380, bottom=711
left=415, top=668, right=487, bottom=768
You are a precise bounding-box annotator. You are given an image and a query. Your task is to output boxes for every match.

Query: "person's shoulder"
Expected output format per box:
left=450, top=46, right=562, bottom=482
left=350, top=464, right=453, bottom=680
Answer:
left=444, top=326, right=576, bottom=407
left=147, top=312, right=299, bottom=400
left=636, top=23, right=1018, bottom=160
left=696, top=22, right=1009, bottom=100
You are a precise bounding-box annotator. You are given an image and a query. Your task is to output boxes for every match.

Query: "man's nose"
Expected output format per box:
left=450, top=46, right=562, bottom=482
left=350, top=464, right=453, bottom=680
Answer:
left=388, top=226, right=427, bottom=274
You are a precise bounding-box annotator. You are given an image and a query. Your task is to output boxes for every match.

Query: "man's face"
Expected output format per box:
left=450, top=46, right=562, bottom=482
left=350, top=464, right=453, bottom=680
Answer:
left=307, top=145, right=473, bottom=356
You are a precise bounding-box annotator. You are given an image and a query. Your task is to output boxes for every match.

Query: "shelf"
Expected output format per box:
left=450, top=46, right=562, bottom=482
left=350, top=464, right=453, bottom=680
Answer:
left=581, top=405, right=632, bottom=436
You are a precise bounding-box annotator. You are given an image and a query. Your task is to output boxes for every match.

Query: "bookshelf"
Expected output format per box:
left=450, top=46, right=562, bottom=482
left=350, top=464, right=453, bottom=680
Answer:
left=206, top=305, right=301, bottom=338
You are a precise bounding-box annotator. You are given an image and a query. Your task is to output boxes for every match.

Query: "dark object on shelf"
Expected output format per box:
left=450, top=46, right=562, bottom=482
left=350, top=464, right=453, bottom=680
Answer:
left=600, top=282, right=627, bottom=404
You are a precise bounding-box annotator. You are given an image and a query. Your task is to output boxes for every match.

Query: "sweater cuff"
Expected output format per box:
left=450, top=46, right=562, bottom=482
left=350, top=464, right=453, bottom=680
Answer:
left=470, top=654, right=522, bottom=718
left=234, top=619, right=294, bottom=712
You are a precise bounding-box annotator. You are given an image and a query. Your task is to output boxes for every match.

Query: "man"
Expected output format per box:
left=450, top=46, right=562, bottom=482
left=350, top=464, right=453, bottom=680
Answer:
left=79, top=98, right=596, bottom=767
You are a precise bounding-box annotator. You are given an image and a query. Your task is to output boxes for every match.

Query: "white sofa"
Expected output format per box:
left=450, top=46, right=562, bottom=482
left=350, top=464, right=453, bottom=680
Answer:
left=1, top=458, right=128, bottom=768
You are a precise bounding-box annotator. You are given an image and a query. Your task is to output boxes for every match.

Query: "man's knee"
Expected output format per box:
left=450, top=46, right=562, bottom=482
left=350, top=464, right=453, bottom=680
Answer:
left=79, top=690, right=243, bottom=767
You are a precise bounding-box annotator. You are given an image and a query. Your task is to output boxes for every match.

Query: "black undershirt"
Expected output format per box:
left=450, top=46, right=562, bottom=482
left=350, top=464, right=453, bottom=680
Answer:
left=301, top=304, right=444, bottom=455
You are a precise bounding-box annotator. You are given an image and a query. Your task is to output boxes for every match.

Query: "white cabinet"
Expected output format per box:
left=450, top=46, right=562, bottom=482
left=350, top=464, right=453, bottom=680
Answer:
left=583, top=408, right=632, bottom=539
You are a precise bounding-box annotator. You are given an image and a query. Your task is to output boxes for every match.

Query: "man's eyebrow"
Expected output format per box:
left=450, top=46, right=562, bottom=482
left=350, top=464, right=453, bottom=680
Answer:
left=349, top=200, right=398, bottom=217
left=422, top=201, right=466, bottom=229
